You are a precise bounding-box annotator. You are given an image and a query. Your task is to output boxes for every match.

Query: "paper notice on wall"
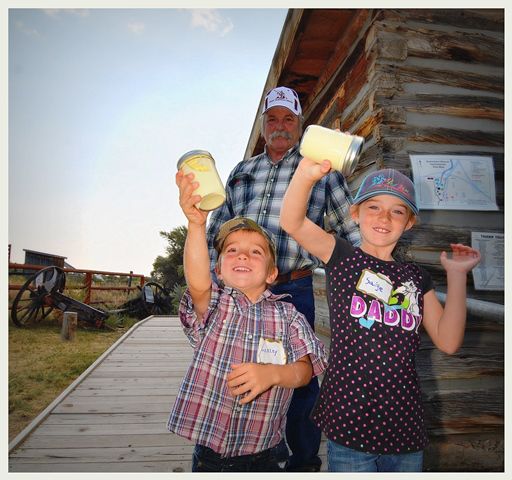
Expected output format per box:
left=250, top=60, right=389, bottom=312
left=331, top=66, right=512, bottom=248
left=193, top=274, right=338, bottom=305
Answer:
left=410, top=155, right=498, bottom=211
left=471, top=232, right=504, bottom=290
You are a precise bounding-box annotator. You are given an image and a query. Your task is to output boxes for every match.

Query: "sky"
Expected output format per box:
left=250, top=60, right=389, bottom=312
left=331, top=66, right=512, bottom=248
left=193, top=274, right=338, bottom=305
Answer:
left=7, top=7, right=288, bottom=277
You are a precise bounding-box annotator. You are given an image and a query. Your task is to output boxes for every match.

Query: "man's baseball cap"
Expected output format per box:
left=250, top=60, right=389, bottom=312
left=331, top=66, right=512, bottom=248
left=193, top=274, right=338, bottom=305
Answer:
left=214, top=217, right=277, bottom=261
left=262, top=86, right=302, bottom=116
left=353, top=168, right=419, bottom=215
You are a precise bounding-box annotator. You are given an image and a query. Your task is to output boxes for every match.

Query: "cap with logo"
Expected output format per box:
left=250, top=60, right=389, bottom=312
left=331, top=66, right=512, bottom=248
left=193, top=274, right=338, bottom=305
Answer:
left=262, top=86, right=302, bottom=116
left=214, top=217, right=277, bottom=261
left=352, top=168, right=419, bottom=215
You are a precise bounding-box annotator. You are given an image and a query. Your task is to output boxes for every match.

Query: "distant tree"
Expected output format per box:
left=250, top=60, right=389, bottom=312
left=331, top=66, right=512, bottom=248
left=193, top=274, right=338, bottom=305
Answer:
left=151, top=226, right=187, bottom=291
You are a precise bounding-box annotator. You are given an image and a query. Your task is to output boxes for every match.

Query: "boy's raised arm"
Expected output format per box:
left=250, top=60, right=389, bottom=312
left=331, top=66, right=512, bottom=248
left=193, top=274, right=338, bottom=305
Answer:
left=176, top=171, right=212, bottom=317
left=280, top=157, right=335, bottom=264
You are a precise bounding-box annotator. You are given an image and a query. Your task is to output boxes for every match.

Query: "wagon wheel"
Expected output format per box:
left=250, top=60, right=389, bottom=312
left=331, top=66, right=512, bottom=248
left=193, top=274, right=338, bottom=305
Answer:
left=11, top=266, right=66, bottom=327
left=141, top=282, right=172, bottom=316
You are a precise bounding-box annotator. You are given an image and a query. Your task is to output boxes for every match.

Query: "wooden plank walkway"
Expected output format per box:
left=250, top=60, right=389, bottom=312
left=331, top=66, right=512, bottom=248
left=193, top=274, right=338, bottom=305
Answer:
left=9, top=316, right=328, bottom=472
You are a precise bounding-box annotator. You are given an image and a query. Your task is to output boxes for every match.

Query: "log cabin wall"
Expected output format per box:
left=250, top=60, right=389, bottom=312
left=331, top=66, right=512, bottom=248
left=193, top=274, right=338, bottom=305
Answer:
left=246, top=9, right=504, bottom=472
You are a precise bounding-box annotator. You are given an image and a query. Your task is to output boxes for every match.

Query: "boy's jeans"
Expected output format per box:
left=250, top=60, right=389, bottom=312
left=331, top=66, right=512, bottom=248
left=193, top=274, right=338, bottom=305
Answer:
left=327, top=440, right=424, bottom=472
left=192, top=441, right=287, bottom=472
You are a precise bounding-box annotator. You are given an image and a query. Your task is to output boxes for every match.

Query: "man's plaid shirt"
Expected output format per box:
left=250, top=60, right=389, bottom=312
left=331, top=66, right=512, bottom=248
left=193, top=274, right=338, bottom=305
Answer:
left=167, top=282, right=328, bottom=457
left=207, top=144, right=360, bottom=274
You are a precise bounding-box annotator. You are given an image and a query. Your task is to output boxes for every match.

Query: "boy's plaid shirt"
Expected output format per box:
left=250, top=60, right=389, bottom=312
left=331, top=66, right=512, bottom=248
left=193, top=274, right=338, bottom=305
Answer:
left=207, top=144, right=360, bottom=274
left=167, top=282, right=328, bottom=457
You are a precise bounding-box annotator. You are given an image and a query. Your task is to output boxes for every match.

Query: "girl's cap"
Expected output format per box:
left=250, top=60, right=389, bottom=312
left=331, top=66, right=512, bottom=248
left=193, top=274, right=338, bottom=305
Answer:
left=353, top=168, right=419, bottom=215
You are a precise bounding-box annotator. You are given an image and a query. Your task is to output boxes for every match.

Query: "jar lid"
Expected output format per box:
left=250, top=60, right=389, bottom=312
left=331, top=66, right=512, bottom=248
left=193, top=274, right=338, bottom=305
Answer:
left=343, top=136, right=364, bottom=176
left=177, top=149, right=214, bottom=170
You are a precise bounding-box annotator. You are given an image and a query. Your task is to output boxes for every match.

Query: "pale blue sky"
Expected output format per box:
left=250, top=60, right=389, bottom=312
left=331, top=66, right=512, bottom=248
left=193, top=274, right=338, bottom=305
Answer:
left=8, top=8, right=287, bottom=275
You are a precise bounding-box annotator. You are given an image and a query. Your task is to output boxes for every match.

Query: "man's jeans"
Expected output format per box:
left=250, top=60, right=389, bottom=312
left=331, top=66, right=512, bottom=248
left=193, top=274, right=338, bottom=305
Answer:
left=270, top=275, right=322, bottom=471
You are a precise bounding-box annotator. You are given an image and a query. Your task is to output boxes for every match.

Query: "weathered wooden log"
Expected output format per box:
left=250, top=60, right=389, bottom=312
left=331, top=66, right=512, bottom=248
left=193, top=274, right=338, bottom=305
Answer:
left=423, top=433, right=504, bottom=472
left=378, top=63, right=504, bottom=95
left=423, top=387, right=504, bottom=433
left=370, top=21, right=504, bottom=66
left=374, top=94, right=503, bottom=121
left=382, top=9, right=504, bottom=32
left=377, top=125, right=504, bottom=147
left=416, top=342, right=504, bottom=381
left=61, top=312, right=77, bottom=341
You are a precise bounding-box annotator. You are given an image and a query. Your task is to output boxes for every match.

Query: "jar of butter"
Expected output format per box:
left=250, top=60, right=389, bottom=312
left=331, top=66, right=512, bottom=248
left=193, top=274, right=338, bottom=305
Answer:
left=299, top=125, right=364, bottom=177
left=177, top=150, right=226, bottom=211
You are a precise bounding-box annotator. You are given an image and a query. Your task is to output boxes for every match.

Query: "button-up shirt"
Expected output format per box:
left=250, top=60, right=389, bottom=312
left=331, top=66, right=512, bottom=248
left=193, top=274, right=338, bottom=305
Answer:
left=167, top=282, right=328, bottom=457
left=207, top=144, right=360, bottom=274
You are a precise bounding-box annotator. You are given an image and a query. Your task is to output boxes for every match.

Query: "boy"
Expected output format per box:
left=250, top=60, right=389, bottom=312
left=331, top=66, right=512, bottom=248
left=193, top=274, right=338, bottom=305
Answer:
left=280, top=159, right=480, bottom=472
left=167, top=170, right=328, bottom=472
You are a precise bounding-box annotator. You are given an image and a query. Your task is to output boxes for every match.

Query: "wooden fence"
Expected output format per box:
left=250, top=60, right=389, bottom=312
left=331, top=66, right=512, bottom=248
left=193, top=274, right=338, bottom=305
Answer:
left=8, top=263, right=146, bottom=305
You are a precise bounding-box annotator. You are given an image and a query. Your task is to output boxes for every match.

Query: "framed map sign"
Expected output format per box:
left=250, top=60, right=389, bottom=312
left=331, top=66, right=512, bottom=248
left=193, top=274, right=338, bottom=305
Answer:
left=471, top=232, right=504, bottom=291
left=410, top=155, right=498, bottom=211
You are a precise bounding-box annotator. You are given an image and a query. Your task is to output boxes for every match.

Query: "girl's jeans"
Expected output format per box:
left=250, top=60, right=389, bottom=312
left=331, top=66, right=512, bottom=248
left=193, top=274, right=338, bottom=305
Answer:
left=327, top=440, right=424, bottom=472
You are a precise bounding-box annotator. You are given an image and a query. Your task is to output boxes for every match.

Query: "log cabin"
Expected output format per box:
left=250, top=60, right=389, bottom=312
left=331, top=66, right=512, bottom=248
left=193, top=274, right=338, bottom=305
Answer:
left=245, top=9, right=504, bottom=472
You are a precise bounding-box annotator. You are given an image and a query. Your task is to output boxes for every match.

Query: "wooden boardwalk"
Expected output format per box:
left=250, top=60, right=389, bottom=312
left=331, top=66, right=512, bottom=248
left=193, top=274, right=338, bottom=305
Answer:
left=9, top=316, right=328, bottom=472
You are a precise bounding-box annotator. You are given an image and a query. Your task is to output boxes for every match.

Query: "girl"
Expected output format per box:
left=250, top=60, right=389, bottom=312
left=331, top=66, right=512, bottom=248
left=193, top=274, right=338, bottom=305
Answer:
left=280, top=159, right=480, bottom=472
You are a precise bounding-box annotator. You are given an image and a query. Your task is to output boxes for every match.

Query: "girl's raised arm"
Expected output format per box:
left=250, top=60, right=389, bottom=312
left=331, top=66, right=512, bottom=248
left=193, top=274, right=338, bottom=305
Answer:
left=280, top=158, right=335, bottom=264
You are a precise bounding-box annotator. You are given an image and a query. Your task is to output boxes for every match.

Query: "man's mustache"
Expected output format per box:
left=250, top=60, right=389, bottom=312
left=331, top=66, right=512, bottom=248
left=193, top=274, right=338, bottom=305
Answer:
left=269, top=130, right=292, bottom=141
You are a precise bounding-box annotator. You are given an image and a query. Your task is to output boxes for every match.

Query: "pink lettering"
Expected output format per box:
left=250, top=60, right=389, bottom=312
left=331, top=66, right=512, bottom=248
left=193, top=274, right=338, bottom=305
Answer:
left=383, top=308, right=400, bottom=326
left=367, top=299, right=382, bottom=323
left=401, top=309, right=416, bottom=331
left=350, top=295, right=367, bottom=318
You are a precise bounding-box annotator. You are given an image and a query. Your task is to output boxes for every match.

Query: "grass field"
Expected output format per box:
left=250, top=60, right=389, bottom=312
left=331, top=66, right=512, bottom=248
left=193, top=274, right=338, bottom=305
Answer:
left=7, top=269, right=176, bottom=442
left=8, top=315, right=139, bottom=442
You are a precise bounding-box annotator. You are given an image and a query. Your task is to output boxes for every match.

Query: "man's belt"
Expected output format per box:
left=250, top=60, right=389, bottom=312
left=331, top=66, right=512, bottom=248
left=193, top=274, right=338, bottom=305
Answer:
left=273, top=269, right=313, bottom=285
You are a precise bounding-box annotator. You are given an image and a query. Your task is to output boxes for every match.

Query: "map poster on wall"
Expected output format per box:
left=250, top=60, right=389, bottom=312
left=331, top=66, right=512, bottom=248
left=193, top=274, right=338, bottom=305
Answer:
left=471, top=232, right=504, bottom=291
left=410, top=155, right=498, bottom=211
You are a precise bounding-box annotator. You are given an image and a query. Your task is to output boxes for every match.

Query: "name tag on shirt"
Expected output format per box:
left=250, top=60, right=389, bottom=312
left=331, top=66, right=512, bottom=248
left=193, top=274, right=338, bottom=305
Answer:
left=257, top=338, right=287, bottom=365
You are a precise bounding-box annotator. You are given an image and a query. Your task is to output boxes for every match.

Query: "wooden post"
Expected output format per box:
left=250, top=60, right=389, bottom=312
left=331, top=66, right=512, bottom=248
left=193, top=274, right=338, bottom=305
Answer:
left=61, top=312, right=77, bottom=341
left=84, top=272, right=92, bottom=304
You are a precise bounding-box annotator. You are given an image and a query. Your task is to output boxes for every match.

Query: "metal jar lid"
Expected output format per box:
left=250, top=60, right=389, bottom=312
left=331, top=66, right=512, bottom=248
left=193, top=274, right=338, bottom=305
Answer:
left=177, top=149, right=215, bottom=170
left=342, top=135, right=364, bottom=177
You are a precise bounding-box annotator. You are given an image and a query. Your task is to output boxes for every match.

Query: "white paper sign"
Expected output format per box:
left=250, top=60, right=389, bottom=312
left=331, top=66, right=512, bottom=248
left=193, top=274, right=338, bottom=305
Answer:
left=471, top=232, right=504, bottom=290
left=410, top=155, right=498, bottom=211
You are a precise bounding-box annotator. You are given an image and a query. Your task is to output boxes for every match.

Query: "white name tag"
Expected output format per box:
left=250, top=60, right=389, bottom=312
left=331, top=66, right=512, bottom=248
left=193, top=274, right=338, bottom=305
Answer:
left=356, top=269, right=394, bottom=304
left=257, top=337, right=287, bottom=365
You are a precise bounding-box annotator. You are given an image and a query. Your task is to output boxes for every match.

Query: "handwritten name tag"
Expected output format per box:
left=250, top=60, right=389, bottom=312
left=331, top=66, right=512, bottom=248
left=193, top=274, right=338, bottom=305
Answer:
left=257, top=338, right=287, bottom=365
left=356, top=269, right=393, bottom=304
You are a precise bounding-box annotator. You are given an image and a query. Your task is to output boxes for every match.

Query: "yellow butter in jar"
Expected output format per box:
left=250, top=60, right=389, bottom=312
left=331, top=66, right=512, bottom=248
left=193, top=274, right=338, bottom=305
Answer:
left=299, top=125, right=364, bottom=177
left=177, top=150, right=226, bottom=211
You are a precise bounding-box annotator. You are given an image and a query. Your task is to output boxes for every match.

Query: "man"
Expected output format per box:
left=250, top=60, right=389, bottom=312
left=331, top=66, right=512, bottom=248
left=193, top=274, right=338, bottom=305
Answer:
left=206, top=86, right=360, bottom=472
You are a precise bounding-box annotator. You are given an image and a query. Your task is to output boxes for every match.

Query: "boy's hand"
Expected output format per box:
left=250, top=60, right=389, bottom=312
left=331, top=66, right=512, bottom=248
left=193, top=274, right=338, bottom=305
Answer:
left=298, top=157, right=332, bottom=182
left=176, top=171, right=209, bottom=226
left=440, top=243, right=481, bottom=274
left=226, top=363, right=274, bottom=404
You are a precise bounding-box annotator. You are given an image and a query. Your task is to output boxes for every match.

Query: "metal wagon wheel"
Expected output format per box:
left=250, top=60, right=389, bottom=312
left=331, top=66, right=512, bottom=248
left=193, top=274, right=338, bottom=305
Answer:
left=141, top=281, right=172, bottom=316
left=11, top=266, right=66, bottom=327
